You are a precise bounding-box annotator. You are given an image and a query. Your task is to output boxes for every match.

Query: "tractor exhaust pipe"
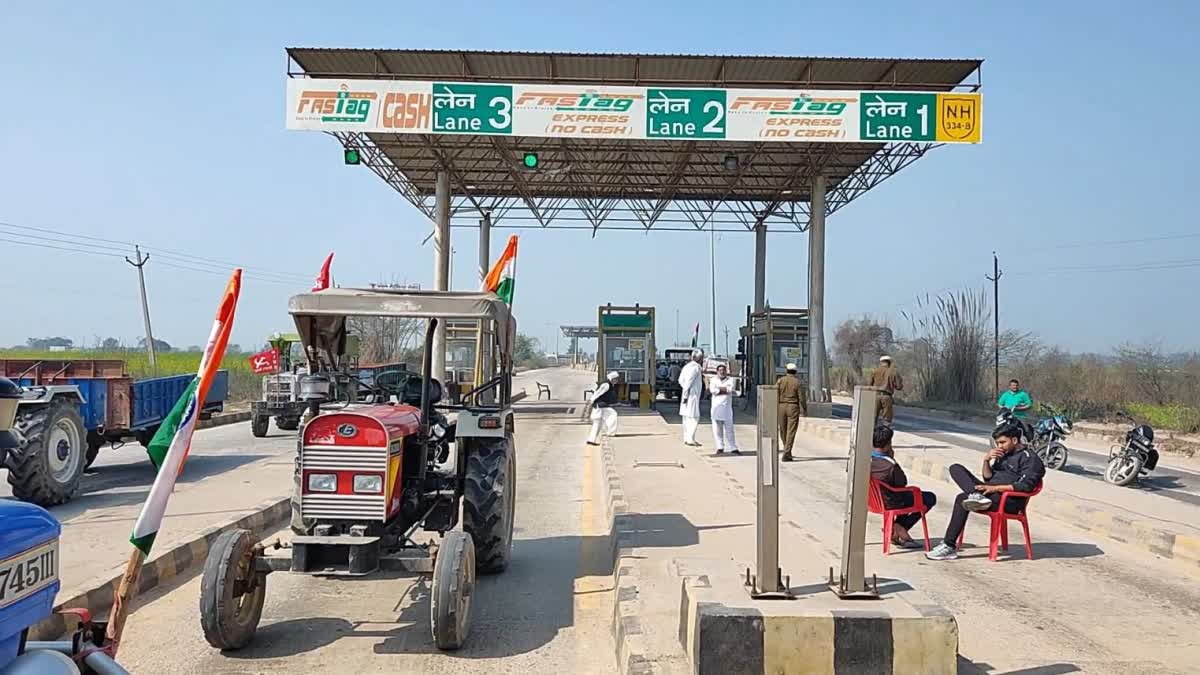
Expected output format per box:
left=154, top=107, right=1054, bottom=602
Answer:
left=420, top=318, right=439, bottom=432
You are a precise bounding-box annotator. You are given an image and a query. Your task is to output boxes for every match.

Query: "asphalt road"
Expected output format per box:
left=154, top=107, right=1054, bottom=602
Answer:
left=834, top=403, right=1200, bottom=506
left=115, top=367, right=618, bottom=674
left=0, top=417, right=297, bottom=518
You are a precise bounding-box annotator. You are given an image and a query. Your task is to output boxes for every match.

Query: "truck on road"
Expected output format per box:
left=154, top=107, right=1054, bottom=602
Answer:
left=0, top=359, right=228, bottom=507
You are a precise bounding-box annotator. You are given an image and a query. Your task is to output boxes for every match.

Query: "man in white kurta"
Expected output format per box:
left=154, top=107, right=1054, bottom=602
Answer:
left=678, top=349, right=704, bottom=446
left=586, top=371, right=621, bottom=446
left=708, top=364, right=738, bottom=454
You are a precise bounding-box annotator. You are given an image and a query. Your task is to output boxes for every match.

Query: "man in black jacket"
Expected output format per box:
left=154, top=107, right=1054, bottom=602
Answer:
left=871, top=425, right=936, bottom=549
left=926, top=423, right=1046, bottom=561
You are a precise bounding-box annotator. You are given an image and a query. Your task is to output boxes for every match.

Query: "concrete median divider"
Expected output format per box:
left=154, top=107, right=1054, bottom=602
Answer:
left=197, top=409, right=251, bottom=430
left=795, top=417, right=1200, bottom=575
left=601, top=437, right=658, bottom=675
left=30, top=496, right=290, bottom=641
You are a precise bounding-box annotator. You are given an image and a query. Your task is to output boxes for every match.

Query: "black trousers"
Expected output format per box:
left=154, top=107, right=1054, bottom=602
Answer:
left=886, top=491, right=937, bottom=531
left=943, top=464, right=1026, bottom=546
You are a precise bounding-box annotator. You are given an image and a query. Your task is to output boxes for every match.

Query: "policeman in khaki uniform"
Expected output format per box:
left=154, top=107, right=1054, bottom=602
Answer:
left=869, top=355, right=904, bottom=426
left=776, top=363, right=807, bottom=462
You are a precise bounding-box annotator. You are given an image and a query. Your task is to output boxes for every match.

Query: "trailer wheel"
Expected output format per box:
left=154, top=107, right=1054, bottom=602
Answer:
left=275, top=416, right=300, bottom=431
left=200, top=528, right=266, bottom=650
left=250, top=414, right=269, bottom=438
left=8, top=399, right=87, bottom=506
left=431, top=530, right=476, bottom=650
left=463, top=434, right=516, bottom=574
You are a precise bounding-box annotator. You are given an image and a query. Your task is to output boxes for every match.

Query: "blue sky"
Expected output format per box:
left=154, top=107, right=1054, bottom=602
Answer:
left=1, top=1, right=1196, bottom=355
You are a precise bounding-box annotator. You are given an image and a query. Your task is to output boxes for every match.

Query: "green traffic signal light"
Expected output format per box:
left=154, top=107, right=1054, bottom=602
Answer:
left=522, top=152, right=538, bottom=169
left=344, top=148, right=361, bottom=165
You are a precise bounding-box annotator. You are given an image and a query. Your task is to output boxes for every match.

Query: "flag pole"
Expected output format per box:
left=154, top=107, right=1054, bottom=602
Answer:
left=105, top=548, right=147, bottom=656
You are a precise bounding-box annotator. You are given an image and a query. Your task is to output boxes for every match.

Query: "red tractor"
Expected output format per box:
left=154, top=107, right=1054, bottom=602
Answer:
left=198, top=289, right=517, bottom=651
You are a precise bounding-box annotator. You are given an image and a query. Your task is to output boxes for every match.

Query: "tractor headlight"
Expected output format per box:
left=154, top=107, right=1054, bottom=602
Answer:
left=353, top=474, right=383, bottom=494
left=307, top=473, right=337, bottom=492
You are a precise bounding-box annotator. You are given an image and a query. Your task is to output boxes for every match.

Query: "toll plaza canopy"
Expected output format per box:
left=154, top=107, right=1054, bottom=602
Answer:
left=286, top=49, right=982, bottom=232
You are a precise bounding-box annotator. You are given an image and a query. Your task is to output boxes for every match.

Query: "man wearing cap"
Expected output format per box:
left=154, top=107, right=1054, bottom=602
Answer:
left=678, top=349, right=705, bottom=446
left=776, top=363, right=807, bottom=462
left=586, top=371, right=621, bottom=446
left=868, top=355, right=904, bottom=426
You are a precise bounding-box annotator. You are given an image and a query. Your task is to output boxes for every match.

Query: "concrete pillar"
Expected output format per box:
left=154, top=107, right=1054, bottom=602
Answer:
left=808, top=173, right=827, bottom=404
left=431, top=171, right=451, bottom=381
left=478, top=211, right=492, bottom=287
left=753, top=220, right=767, bottom=313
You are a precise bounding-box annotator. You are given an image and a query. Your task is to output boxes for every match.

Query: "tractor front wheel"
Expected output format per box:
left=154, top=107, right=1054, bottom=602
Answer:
left=463, top=434, right=516, bottom=574
left=200, top=529, right=266, bottom=650
left=431, top=530, right=476, bottom=650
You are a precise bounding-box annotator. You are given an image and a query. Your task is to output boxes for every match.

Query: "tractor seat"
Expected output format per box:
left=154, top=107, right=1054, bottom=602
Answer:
left=402, top=376, right=443, bottom=407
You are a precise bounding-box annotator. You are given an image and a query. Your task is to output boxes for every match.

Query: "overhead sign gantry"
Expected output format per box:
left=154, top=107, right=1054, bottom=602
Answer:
left=285, top=49, right=983, bottom=402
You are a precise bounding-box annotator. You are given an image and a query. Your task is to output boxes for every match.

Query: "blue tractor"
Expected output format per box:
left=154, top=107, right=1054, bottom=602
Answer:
left=0, top=377, right=130, bottom=674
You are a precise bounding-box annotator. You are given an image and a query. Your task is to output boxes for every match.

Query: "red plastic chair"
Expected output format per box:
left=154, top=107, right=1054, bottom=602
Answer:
left=867, top=479, right=931, bottom=554
left=957, top=483, right=1043, bottom=561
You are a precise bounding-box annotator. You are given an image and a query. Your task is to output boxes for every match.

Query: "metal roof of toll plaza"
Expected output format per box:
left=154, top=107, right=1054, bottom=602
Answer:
left=286, top=48, right=982, bottom=233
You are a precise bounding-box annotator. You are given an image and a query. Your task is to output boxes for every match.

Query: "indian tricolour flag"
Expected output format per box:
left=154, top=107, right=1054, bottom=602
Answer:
left=129, top=269, right=242, bottom=555
left=482, top=234, right=518, bottom=304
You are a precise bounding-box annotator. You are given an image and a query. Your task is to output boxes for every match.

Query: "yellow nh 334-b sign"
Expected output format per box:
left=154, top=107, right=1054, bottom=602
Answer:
left=936, top=93, right=981, bottom=143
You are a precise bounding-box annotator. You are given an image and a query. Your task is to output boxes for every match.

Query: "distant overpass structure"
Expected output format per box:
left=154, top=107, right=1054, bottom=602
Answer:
left=560, top=325, right=598, bottom=363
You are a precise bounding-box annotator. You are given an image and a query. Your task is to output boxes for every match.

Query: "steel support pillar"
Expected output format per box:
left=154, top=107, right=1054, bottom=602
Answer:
left=753, top=220, right=767, bottom=313
left=478, top=211, right=492, bottom=287
left=830, top=385, right=880, bottom=598
left=808, top=174, right=827, bottom=403
left=431, top=171, right=451, bottom=380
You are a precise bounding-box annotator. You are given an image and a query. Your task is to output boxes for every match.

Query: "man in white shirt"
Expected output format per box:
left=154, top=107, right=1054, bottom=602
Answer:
left=678, top=349, right=704, bottom=446
left=586, top=371, right=621, bottom=446
left=708, top=364, right=738, bottom=454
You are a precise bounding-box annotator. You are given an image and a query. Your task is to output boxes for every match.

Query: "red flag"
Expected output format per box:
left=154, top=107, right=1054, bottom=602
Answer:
left=248, top=348, right=280, bottom=375
left=313, top=252, right=334, bottom=291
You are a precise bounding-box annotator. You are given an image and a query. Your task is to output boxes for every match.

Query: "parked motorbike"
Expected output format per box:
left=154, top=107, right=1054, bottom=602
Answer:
left=1105, top=412, right=1159, bottom=486
left=994, top=405, right=1071, bottom=470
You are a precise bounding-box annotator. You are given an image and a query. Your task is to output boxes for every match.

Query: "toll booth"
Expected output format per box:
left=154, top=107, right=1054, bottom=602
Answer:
left=597, top=304, right=655, bottom=408
left=739, top=306, right=809, bottom=409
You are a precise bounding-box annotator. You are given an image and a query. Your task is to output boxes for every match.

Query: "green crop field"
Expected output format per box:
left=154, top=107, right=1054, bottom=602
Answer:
left=0, top=349, right=259, bottom=402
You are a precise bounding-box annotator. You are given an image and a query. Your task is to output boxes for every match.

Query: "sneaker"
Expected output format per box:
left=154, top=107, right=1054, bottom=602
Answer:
left=925, top=543, right=958, bottom=561
left=962, top=492, right=993, bottom=512
left=896, top=539, right=924, bottom=550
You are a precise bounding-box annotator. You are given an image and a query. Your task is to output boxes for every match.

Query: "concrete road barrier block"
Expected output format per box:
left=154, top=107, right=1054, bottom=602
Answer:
left=679, top=575, right=957, bottom=675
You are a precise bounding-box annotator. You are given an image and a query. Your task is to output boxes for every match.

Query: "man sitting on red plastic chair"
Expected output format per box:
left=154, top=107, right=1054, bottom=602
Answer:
left=926, top=422, right=1046, bottom=561
left=871, top=425, right=936, bottom=550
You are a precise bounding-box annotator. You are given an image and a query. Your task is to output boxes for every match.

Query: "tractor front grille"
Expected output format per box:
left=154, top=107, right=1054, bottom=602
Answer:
left=301, top=493, right=386, bottom=520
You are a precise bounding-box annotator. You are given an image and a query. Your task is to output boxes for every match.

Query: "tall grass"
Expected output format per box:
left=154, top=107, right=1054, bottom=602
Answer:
left=1, top=349, right=259, bottom=403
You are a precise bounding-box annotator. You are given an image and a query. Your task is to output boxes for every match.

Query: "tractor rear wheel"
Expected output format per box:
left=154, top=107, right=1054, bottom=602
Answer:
left=431, top=530, right=476, bottom=650
left=200, top=528, right=266, bottom=650
left=8, top=399, right=87, bottom=506
left=463, top=434, right=516, bottom=574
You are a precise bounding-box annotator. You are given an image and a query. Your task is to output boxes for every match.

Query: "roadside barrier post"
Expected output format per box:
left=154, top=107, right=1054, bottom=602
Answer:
left=830, top=385, right=881, bottom=598
left=748, top=385, right=792, bottom=598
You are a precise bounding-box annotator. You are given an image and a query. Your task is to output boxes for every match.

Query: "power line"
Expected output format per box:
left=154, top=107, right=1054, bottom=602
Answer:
left=1048, top=232, right=1200, bottom=250
left=0, top=236, right=126, bottom=259
left=1, top=219, right=314, bottom=283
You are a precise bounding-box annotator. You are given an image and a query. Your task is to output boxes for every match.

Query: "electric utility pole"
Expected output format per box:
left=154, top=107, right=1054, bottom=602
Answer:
left=985, top=252, right=1002, bottom=403
left=126, top=245, right=157, bottom=374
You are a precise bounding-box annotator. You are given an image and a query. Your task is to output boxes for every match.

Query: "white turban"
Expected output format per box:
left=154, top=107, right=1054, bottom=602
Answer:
left=606, top=371, right=619, bottom=381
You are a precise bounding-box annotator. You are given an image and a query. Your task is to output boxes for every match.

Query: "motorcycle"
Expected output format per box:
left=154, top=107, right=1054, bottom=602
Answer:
left=1105, top=412, right=1159, bottom=486
left=994, top=405, right=1071, bottom=470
